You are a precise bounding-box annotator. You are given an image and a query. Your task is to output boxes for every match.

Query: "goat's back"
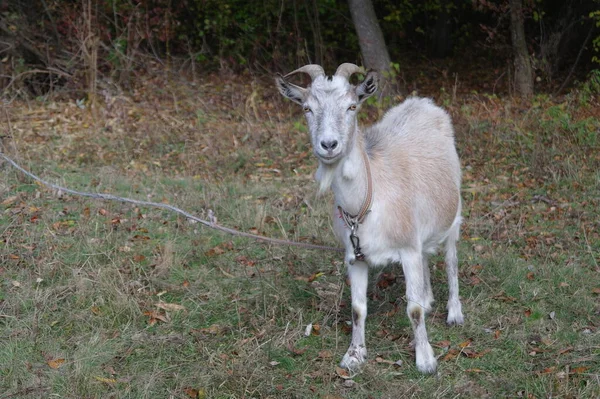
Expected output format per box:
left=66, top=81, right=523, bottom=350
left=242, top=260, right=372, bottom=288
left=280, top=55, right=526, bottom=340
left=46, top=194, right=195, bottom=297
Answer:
left=364, top=97, right=461, bottom=244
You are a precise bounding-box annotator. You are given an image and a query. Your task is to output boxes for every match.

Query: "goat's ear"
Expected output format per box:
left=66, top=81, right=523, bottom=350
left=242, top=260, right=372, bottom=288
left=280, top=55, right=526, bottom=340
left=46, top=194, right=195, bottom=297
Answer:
left=356, top=71, right=378, bottom=103
left=275, top=74, right=306, bottom=105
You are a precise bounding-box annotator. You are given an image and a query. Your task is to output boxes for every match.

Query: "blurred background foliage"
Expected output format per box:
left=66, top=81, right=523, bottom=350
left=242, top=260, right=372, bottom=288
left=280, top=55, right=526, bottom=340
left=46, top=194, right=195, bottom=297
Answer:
left=0, top=0, right=598, bottom=96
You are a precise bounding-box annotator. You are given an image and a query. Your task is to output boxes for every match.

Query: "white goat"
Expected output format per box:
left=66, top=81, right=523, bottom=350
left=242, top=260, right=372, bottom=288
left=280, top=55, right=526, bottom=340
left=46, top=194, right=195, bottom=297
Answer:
left=276, top=63, right=464, bottom=374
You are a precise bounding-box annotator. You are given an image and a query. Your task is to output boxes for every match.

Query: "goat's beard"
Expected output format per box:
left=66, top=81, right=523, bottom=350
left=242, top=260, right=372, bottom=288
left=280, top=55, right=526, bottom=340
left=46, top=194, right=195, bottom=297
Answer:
left=315, top=162, right=336, bottom=195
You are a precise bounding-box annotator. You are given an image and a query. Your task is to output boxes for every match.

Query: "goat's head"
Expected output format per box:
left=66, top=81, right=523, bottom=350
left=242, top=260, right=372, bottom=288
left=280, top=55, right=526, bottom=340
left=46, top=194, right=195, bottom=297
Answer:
left=276, top=63, right=378, bottom=164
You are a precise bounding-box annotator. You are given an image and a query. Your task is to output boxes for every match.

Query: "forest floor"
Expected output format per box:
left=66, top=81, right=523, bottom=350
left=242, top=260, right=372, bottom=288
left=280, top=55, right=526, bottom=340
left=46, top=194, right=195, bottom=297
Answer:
left=1, top=66, right=600, bottom=398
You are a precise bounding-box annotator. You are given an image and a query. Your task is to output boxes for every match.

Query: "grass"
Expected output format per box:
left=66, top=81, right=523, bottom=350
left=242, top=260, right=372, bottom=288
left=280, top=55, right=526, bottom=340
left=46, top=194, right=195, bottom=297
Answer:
left=1, top=72, right=600, bottom=398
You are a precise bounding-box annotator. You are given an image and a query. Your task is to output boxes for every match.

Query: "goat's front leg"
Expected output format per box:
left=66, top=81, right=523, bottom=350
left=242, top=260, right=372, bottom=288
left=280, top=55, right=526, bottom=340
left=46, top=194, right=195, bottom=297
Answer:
left=340, top=259, right=369, bottom=371
left=401, top=249, right=437, bottom=374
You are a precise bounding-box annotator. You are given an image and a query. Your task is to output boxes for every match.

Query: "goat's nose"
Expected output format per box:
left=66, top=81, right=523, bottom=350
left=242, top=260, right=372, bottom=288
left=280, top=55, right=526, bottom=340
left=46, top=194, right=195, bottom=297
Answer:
left=320, top=140, right=338, bottom=151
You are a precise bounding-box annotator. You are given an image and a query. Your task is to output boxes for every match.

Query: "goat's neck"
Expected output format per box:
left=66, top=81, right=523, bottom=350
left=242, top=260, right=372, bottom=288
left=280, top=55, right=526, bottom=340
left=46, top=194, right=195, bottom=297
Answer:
left=323, top=135, right=370, bottom=217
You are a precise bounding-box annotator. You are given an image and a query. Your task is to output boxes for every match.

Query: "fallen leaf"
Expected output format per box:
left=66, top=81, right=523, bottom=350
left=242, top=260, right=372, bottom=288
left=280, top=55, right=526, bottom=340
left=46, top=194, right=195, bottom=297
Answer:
left=156, top=302, right=186, bottom=312
left=288, top=345, right=307, bottom=356
left=198, top=324, right=225, bottom=335
left=462, top=348, right=491, bottom=359
left=570, top=366, right=589, bottom=374
left=492, top=292, right=517, bottom=302
left=94, top=376, right=116, bottom=384
left=526, top=272, right=535, bottom=280
left=311, top=324, right=321, bottom=336
left=1, top=195, right=18, bottom=205
left=466, top=368, right=485, bottom=373
left=539, top=366, right=556, bottom=374
left=524, top=308, right=532, bottom=317
left=558, top=347, right=573, bottom=355
left=205, top=246, right=225, bottom=256
left=458, top=339, right=473, bottom=348
left=47, top=358, right=66, bottom=369
left=442, top=348, right=460, bottom=361
left=143, top=310, right=169, bottom=324
left=435, top=340, right=451, bottom=348
left=592, top=288, right=600, bottom=295
left=335, top=366, right=351, bottom=379
left=494, top=330, right=501, bottom=339
left=318, top=350, right=333, bottom=359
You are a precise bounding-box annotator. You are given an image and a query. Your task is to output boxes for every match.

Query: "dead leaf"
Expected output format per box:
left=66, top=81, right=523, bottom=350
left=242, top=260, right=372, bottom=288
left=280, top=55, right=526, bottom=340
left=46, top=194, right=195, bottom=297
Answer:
left=570, top=366, right=589, bottom=374
left=1, top=195, right=19, bottom=205
left=311, top=324, right=321, bottom=336
left=458, top=339, right=473, bottom=348
left=184, top=387, right=206, bottom=398
left=466, top=368, right=485, bottom=373
left=492, top=292, right=517, bottom=302
left=335, top=366, right=351, bottom=379
left=375, top=356, right=396, bottom=365
left=288, top=345, right=307, bottom=356
left=462, top=348, right=491, bottom=359
left=526, top=272, right=535, bottom=280
left=94, top=376, right=116, bottom=384
left=538, top=367, right=556, bottom=374
left=494, top=330, right=501, bottom=339
left=558, top=347, right=573, bottom=355
left=318, top=350, right=333, bottom=359
left=143, top=310, right=169, bottom=325
left=205, top=246, right=225, bottom=256
left=442, top=348, right=460, bottom=361
left=198, top=324, right=225, bottom=335
left=47, top=358, right=66, bottom=369
left=592, top=288, right=600, bottom=295
left=155, top=302, right=186, bottom=312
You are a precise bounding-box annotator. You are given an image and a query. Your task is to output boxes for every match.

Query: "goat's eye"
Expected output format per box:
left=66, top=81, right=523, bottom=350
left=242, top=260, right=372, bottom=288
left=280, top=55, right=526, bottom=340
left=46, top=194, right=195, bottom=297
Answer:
left=348, top=104, right=357, bottom=111
left=303, top=106, right=311, bottom=113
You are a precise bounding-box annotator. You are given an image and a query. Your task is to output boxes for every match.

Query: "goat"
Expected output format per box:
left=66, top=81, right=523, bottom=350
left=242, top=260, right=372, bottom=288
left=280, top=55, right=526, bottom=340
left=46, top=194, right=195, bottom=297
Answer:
left=275, top=63, right=464, bottom=374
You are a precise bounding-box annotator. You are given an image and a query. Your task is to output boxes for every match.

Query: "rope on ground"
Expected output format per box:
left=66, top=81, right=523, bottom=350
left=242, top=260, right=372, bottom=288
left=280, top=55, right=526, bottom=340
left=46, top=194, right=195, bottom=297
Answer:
left=0, top=151, right=344, bottom=253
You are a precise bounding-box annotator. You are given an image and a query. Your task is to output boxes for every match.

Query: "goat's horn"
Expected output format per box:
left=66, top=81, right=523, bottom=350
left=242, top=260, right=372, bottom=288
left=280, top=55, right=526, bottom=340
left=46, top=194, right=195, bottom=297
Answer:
left=334, top=63, right=365, bottom=80
left=284, top=64, right=325, bottom=81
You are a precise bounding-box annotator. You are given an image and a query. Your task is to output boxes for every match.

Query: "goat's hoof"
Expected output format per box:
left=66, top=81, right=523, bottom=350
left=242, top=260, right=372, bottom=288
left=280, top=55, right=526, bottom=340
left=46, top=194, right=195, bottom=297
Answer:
left=446, top=311, right=464, bottom=326
left=415, top=344, right=437, bottom=374
left=447, top=301, right=464, bottom=325
left=340, top=345, right=367, bottom=371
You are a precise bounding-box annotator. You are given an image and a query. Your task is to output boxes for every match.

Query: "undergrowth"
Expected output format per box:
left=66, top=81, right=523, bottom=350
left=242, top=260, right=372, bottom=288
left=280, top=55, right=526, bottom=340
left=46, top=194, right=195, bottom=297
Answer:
left=1, top=73, right=599, bottom=398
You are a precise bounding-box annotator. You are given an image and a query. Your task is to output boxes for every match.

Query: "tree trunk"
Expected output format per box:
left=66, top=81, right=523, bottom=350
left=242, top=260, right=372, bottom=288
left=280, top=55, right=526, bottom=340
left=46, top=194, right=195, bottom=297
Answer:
left=509, top=0, right=533, bottom=98
left=347, top=0, right=391, bottom=75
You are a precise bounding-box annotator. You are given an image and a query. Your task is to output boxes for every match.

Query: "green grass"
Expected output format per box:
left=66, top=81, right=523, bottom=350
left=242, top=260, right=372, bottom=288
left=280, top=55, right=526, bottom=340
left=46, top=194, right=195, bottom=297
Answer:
left=1, top=80, right=600, bottom=398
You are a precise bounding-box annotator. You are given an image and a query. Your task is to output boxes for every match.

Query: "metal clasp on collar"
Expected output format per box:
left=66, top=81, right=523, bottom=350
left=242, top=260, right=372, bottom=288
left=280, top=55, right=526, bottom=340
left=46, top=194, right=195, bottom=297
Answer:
left=349, top=224, right=365, bottom=261
left=339, top=206, right=367, bottom=262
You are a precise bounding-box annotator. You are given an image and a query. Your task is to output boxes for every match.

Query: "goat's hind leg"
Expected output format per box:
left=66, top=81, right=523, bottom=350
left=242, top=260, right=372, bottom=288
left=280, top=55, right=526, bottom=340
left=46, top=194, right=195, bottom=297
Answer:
left=340, top=260, right=369, bottom=371
left=401, top=249, right=437, bottom=374
left=445, top=220, right=464, bottom=325
left=421, top=253, right=434, bottom=312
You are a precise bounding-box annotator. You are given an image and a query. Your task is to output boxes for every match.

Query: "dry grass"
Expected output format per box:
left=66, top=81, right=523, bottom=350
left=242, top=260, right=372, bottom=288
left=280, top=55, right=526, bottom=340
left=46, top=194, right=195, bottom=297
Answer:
left=1, top=70, right=599, bottom=398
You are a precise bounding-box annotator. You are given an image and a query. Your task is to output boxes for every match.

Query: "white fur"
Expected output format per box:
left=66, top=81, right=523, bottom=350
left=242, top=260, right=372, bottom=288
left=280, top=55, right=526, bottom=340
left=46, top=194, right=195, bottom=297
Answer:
left=277, top=66, right=464, bottom=374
